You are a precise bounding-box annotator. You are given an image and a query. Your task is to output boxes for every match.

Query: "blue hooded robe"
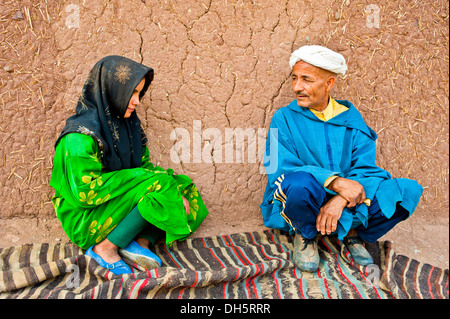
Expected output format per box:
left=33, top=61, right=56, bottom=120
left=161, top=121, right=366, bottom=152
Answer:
left=260, top=99, right=423, bottom=239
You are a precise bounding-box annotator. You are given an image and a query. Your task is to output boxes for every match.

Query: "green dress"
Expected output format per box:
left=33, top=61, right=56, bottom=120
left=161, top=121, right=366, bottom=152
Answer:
left=50, top=133, right=208, bottom=250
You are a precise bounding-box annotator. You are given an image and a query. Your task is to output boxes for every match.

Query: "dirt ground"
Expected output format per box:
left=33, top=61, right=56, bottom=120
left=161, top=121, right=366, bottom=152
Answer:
left=0, top=0, right=448, bottom=270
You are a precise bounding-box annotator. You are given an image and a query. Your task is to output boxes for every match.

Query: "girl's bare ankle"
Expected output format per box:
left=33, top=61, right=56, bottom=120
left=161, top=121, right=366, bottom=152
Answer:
left=136, top=238, right=151, bottom=250
left=93, top=239, right=120, bottom=263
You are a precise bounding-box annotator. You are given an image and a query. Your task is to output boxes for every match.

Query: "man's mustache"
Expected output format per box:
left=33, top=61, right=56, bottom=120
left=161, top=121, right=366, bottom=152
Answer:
left=295, top=91, right=309, bottom=97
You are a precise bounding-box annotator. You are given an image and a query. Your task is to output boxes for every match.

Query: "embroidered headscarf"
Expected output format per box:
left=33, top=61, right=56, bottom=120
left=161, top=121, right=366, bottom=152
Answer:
left=289, top=45, right=347, bottom=76
left=55, top=55, right=154, bottom=171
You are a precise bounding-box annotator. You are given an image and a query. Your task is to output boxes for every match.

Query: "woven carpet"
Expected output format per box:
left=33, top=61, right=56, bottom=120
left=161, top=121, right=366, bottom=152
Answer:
left=0, top=230, right=448, bottom=299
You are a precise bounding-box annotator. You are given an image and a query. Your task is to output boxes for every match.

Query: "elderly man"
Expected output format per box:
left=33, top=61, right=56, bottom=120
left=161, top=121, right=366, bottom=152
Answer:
left=260, top=45, right=423, bottom=272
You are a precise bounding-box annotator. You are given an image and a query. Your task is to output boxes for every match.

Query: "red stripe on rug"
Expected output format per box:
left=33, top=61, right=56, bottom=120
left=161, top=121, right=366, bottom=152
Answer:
left=202, top=238, right=225, bottom=268
left=428, top=266, right=435, bottom=299
left=321, top=239, right=362, bottom=299
left=223, top=235, right=248, bottom=266
left=164, top=244, right=181, bottom=268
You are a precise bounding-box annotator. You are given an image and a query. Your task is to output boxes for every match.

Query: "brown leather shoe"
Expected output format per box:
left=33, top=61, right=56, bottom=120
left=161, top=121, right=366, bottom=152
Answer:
left=343, top=235, right=374, bottom=266
left=293, top=234, right=320, bottom=272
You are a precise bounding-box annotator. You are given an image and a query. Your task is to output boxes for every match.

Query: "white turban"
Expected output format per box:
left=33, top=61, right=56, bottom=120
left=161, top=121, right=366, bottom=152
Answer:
left=289, top=45, right=347, bottom=76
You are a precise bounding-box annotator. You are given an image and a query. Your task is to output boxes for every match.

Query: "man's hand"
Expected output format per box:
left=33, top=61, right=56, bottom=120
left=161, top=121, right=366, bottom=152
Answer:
left=316, top=195, right=348, bottom=235
left=327, top=177, right=366, bottom=208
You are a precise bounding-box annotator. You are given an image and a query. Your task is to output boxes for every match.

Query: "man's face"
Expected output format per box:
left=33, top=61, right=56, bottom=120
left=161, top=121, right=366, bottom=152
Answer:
left=291, top=61, right=335, bottom=112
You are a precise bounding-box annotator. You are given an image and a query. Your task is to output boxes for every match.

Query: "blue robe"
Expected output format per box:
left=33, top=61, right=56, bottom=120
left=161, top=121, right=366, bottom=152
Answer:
left=260, top=99, right=423, bottom=239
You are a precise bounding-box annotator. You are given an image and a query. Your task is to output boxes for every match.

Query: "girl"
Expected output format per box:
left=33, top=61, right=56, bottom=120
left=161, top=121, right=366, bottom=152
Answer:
left=51, top=56, right=208, bottom=274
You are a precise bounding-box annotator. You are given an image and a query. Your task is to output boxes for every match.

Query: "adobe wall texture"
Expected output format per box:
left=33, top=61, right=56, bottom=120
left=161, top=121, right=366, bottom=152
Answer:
left=0, top=1, right=448, bottom=242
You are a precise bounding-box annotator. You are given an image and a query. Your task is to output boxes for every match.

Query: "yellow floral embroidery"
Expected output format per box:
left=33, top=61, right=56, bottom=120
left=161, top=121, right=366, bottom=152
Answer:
left=189, top=199, right=199, bottom=220
left=82, top=172, right=103, bottom=189
left=88, top=217, right=116, bottom=243
left=95, top=194, right=111, bottom=205
left=189, top=185, right=199, bottom=199
left=52, top=196, right=61, bottom=208
left=89, top=152, right=102, bottom=164
left=79, top=190, right=97, bottom=205
left=96, top=217, right=116, bottom=243
left=144, top=169, right=166, bottom=174
left=88, top=220, right=98, bottom=236
left=147, top=180, right=162, bottom=192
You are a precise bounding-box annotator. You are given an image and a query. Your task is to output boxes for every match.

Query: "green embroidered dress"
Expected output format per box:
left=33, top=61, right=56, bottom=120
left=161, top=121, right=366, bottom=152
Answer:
left=51, top=133, right=208, bottom=250
left=50, top=56, right=208, bottom=250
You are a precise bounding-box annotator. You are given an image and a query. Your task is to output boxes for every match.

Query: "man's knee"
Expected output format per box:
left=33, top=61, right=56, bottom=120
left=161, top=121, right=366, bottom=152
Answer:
left=281, top=171, right=323, bottom=196
left=277, top=171, right=327, bottom=211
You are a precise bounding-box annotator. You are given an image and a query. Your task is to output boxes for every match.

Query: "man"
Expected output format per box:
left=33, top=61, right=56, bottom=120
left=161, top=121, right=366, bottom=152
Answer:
left=260, top=45, right=423, bottom=272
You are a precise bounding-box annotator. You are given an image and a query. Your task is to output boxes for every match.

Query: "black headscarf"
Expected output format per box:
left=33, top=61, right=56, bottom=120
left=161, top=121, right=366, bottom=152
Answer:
left=55, top=55, right=154, bottom=171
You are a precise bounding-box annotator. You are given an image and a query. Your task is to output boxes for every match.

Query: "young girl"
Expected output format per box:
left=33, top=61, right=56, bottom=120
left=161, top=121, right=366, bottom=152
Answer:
left=51, top=56, right=208, bottom=274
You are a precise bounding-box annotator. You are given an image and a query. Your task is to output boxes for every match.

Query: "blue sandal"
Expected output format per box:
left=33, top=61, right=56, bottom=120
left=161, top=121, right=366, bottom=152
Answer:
left=86, top=246, right=132, bottom=275
left=119, top=241, right=162, bottom=270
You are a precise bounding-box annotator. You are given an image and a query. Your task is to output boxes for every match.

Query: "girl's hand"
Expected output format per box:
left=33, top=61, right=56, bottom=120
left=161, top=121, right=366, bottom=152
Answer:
left=182, top=196, right=190, bottom=216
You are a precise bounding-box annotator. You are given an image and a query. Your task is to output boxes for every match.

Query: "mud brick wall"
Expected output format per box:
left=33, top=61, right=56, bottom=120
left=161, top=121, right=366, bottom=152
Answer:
left=0, top=0, right=448, bottom=236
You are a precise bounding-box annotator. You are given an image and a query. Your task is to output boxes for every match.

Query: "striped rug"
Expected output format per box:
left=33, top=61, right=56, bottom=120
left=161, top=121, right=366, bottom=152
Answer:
left=0, top=230, right=448, bottom=299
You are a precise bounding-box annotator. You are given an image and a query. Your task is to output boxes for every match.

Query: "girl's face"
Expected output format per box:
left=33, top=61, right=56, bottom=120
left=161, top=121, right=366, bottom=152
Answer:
left=124, top=78, right=145, bottom=118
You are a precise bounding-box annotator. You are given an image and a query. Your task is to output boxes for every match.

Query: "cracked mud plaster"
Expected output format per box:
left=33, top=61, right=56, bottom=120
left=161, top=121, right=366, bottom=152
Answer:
left=0, top=0, right=448, bottom=238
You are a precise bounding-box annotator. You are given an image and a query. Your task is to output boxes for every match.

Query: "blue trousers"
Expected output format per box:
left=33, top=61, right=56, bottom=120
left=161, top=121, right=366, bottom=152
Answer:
left=277, top=171, right=409, bottom=243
